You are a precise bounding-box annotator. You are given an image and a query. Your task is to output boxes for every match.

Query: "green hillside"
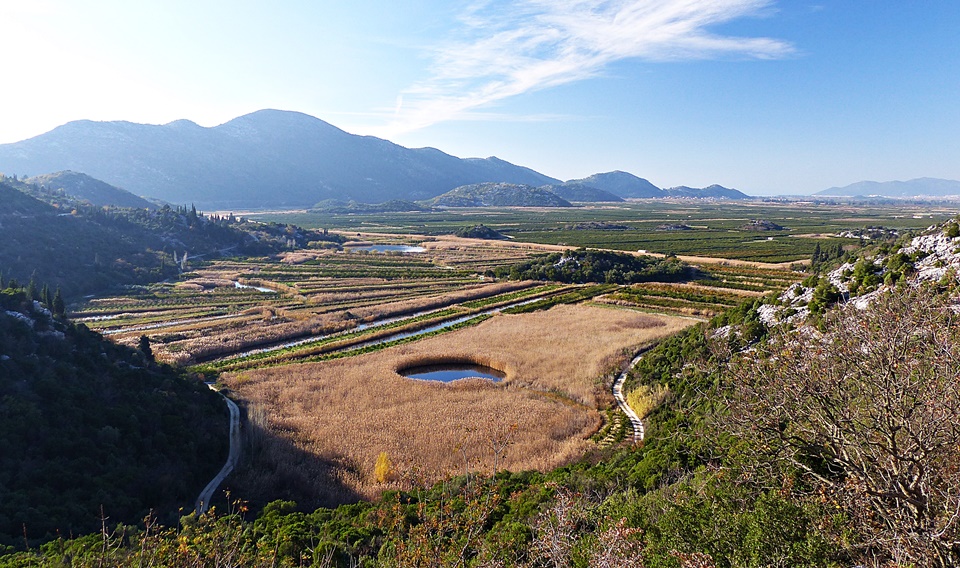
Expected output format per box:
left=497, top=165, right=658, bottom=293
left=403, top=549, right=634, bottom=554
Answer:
left=544, top=182, right=624, bottom=202
left=430, top=182, right=573, bottom=207
left=0, top=181, right=342, bottom=298
left=0, top=284, right=228, bottom=547
left=0, top=183, right=54, bottom=215
left=25, top=170, right=156, bottom=209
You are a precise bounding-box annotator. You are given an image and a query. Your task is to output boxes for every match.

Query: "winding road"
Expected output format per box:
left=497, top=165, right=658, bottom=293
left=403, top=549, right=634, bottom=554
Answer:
left=196, top=387, right=241, bottom=514
left=612, top=351, right=648, bottom=444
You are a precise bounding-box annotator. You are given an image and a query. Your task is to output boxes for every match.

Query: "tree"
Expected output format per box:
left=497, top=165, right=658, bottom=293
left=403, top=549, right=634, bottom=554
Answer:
left=41, top=284, right=51, bottom=310
left=25, top=272, right=38, bottom=301
left=725, top=285, right=960, bottom=566
left=138, top=335, right=154, bottom=362
left=52, top=287, right=65, bottom=317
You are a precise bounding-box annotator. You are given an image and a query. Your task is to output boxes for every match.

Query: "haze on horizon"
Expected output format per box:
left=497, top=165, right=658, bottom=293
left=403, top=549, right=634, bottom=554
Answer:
left=2, top=1, right=958, bottom=195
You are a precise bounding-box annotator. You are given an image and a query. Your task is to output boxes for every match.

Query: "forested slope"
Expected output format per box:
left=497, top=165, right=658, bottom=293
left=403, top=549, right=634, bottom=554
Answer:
left=0, top=284, right=229, bottom=548
left=0, top=180, right=342, bottom=298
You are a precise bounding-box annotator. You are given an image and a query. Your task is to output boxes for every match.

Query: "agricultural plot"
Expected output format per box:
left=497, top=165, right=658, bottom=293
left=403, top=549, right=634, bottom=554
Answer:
left=251, top=200, right=952, bottom=263
left=73, top=231, right=802, bottom=367
left=71, top=243, right=567, bottom=367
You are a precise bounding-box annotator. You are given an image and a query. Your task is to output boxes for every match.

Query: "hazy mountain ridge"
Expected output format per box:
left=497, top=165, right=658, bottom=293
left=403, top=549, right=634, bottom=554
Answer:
left=0, top=110, right=560, bottom=209
left=816, top=177, right=960, bottom=197
left=0, top=110, right=760, bottom=208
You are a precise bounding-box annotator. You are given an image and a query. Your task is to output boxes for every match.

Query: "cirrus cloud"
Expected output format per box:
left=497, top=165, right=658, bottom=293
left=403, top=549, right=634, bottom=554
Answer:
left=376, top=0, right=793, bottom=136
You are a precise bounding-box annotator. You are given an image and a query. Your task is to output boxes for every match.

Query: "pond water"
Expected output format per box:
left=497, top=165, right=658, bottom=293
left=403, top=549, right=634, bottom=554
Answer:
left=347, top=244, right=426, bottom=253
left=233, top=281, right=277, bottom=293
left=400, top=363, right=505, bottom=383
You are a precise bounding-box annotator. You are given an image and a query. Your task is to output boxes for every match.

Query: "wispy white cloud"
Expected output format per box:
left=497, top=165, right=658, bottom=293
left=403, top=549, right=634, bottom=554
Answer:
left=373, top=0, right=793, bottom=137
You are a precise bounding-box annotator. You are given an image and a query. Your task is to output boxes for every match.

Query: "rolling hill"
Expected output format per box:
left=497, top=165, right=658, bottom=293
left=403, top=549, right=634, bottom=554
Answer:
left=429, top=183, right=573, bottom=207
left=0, top=110, right=560, bottom=209
left=25, top=171, right=156, bottom=209
left=0, top=180, right=338, bottom=298
left=663, top=184, right=750, bottom=199
left=565, top=171, right=663, bottom=198
left=543, top=182, right=624, bottom=202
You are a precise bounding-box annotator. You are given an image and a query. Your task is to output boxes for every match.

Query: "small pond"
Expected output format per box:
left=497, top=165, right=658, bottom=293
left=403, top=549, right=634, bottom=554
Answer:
left=400, top=363, right=505, bottom=383
left=347, top=244, right=426, bottom=253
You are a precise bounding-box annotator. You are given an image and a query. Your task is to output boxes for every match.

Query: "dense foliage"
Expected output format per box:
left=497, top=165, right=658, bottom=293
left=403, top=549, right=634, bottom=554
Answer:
left=0, top=284, right=229, bottom=549
left=454, top=224, right=506, bottom=240
left=492, top=249, right=695, bottom=284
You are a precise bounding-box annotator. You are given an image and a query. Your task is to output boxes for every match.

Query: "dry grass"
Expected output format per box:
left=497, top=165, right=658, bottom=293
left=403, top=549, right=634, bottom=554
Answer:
left=627, top=383, right=674, bottom=419
left=223, top=304, right=693, bottom=505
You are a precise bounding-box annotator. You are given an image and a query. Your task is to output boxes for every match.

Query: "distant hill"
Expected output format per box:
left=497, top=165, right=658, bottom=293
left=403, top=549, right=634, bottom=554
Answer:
left=454, top=224, right=506, bottom=240
left=429, top=183, right=573, bottom=207
left=663, top=184, right=750, bottom=199
left=0, top=180, right=339, bottom=298
left=816, top=178, right=960, bottom=198
left=0, top=110, right=560, bottom=209
left=25, top=170, right=155, bottom=209
left=0, top=183, right=55, bottom=215
left=565, top=171, right=663, bottom=198
left=543, top=182, right=624, bottom=202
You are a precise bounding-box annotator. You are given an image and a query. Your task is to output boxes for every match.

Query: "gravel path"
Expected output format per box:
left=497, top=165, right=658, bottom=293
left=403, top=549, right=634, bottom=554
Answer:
left=196, top=388, right=241, bottom=514
left=612, top=352, right=647, bottom=444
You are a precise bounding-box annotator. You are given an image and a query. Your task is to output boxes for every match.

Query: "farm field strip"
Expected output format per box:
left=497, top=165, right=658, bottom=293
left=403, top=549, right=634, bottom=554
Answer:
left=194, top=285, right=567, bottom=372
left=102, top=312, right=244, bottom=336
left=250, top=201, right=952, bottom=263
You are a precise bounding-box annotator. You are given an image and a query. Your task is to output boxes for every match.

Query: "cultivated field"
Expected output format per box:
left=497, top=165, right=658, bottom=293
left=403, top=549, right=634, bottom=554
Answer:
left=221, top=304, right=694, bottom=506
left=73, top=232, right=795, bottom=367
left=250, top=200, right=953, bottom=263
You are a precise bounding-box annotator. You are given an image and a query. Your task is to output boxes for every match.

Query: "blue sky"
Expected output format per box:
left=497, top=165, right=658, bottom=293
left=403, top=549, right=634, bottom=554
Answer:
left=2, top=1, right=958, bottom=194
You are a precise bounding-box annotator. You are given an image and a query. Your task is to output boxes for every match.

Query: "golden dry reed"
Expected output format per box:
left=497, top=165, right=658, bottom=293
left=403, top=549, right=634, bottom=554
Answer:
left=223, top=304, right=693, bottom=504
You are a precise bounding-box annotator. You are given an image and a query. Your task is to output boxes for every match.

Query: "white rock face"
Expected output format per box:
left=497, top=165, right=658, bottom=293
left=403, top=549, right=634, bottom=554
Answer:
left=901, top=232, right=960, bottom=281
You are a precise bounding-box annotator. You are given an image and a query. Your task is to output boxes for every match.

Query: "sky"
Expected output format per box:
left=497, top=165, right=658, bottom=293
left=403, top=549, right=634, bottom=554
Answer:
left=1, top=1, right=958, bottom=195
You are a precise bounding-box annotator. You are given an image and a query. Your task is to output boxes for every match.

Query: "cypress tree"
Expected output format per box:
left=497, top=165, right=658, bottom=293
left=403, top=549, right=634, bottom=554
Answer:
left=52, top=287, right=65, bottom=318
left=138, top=335, right=154, bottom=362
left=26, top=272, right=38, bottom=301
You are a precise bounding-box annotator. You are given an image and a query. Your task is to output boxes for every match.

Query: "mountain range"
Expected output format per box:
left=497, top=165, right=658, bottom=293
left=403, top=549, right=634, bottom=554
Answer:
left=0, top=110, right=559, bottom=209
left=0, top=110, right=756, bottom=209
left=816, top=178, right=960, bottom=198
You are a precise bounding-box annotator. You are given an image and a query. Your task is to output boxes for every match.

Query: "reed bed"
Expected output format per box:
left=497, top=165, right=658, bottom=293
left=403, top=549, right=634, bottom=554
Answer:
left=223, top=304, right=693, bottom=504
